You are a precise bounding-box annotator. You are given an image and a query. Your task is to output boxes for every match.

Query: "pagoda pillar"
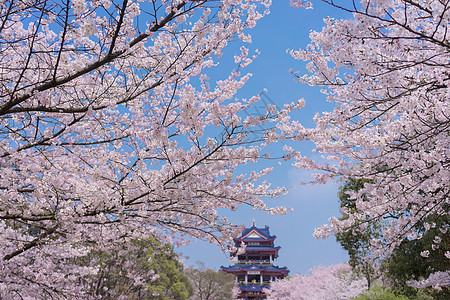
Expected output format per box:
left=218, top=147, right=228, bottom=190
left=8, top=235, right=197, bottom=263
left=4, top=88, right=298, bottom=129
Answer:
left=245, top=275, right=248, bottom=285
left=260, top=275, right=263, bottom=284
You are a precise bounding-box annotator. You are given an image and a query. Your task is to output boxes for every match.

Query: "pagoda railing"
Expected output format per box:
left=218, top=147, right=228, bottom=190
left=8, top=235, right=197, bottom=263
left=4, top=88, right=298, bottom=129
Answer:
left=237, top=281, right=271, bottom=286
left=235, top=260, right=273, bottom=265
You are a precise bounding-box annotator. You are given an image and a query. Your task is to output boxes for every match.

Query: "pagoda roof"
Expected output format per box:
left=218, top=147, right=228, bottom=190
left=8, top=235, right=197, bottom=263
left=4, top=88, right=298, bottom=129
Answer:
left=234, top=224, right=276, bottom=242
left=221, top=263, right=288, bottom=274
left=239, top=283, right=268, bottom=292
left=240, top=246, right=280, bottom=252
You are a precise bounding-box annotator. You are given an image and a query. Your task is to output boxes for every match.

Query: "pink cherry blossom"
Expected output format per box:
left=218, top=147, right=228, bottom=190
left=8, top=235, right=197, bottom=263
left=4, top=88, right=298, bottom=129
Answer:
left=288, top=0, right=450, bottom=261
left=0, top=0, right=303, bottom=298
left=266, top=263, right=367, bottom=300
left=408, top=271, right=450, bottom=290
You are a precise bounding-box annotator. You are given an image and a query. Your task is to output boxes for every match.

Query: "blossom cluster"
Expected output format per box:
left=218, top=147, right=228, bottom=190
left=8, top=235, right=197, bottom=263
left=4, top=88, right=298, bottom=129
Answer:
left=0, top=0, right=304, bottom=298
left=289, top=0, right=449, bottom=266
left=266, top=263, right=367, bottom=300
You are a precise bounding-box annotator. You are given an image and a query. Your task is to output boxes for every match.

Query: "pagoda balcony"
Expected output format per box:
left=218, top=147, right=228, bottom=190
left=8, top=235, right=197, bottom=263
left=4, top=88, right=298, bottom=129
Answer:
left=237, top=281, right=271, bottom=286
left=235, top=260, right=273, bottom=265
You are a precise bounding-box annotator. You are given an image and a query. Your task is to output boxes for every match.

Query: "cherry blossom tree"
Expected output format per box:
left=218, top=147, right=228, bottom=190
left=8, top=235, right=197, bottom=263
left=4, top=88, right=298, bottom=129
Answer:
left=408, top=271, right=450, bottom=291
left=0, top=0, right=302, bottom=298
left=266, top=263, right=367, bottom=300
left=287, top=0, right=449, bottom=270
left=78, top=237, right=193, bottom=299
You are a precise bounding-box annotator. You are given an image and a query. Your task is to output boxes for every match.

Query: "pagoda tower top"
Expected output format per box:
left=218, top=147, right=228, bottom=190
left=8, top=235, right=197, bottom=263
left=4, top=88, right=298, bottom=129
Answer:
left=233, top=223, right=276, bottom=245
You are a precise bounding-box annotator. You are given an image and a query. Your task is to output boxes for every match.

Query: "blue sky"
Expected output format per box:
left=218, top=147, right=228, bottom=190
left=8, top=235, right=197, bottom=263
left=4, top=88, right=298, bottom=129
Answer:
left=178, top=1, right=351, bottom=275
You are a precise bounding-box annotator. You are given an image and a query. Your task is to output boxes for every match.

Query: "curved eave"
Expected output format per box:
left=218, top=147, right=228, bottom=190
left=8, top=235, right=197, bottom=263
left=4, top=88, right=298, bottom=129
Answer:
left=270, top=267, right=289, bottom=277
left=239, top=284, right=269, bottom=292
left=231, top=246, right=280, bottom=257
left=233, top=236, right=276, bottom=243
left=244, top=246, right=280, bottom=252
left=220, top=266, right=236, bottom=273
left=221, top=265, right=289, bottom=277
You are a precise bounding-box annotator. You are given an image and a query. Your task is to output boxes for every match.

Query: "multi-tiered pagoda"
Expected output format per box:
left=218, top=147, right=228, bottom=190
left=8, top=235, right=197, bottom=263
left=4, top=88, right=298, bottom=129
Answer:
left=221, top=221, right=289, bottom=300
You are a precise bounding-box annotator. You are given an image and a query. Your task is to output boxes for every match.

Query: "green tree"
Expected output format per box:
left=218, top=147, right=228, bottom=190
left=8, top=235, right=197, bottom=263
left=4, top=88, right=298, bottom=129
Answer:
left=336, top=179, right=449, bottom=299
left=335, top=178, right=382, bottom=289
left=185, top=262, right=235, bottom=300
left=81, top=238, right=193, bottom=299
left=382, top=214, right=450, bottom=299
left=352, top=287, right=408, bottom=300
left=352, top=286, right=441, bottom=300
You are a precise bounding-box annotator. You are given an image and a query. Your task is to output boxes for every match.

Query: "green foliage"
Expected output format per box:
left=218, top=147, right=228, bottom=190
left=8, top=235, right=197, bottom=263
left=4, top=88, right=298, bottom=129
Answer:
left=352, top=287, right=408, bottom=300
left=382, top=214, right=450, bottom=299
left=337, top=178, right=370, bottom=211
left=143, top=238, right=193, bottom=300
left=413, top=288, right=443, bottom=300
left=335, top=178, right=381, bottom=288
left=80, top=238, right=193, bottom=299
left=353, top=286, right=447, bottom=300
left=337, top=179, right=450, bottom=299
left=384, top=214, right=449, bottom=280
left=185, top=262, right=235, bottom=300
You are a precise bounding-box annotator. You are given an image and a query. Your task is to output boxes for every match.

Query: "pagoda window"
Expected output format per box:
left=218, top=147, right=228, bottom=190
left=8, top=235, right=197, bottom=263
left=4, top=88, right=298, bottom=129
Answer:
left=248, top=242, right=259, bottom=246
